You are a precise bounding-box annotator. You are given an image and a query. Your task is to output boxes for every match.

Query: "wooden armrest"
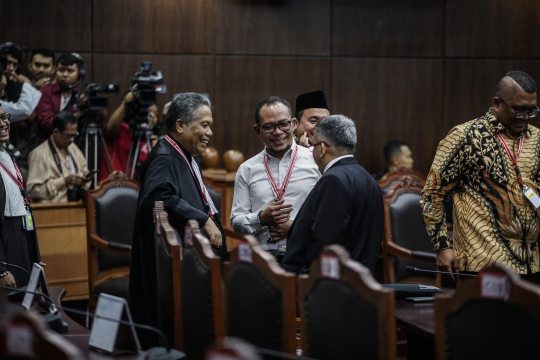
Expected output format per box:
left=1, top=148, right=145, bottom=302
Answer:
left=108, top=242, right=132, bottom=252
left=88, top=233, right=131, bottom=255
left=411, top=250, right=436, bottom=262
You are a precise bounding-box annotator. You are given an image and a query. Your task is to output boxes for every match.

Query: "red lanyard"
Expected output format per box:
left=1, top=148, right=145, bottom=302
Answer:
left=263, top=145, right=298, bottom=201
left=0, top=155, right=30, bottom=209
left=165, top=135, right=213, bottom=218
left=496, top=133, right=525, bottom=185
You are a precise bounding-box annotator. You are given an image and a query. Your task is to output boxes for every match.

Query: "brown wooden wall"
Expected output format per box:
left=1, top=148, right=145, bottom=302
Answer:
left=1, top=0, right=539, bottom=174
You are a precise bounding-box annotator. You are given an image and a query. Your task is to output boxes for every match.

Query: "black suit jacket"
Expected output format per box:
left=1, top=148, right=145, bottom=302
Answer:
left=129, top=137, right=227, bottom=348
left=282, top=157, right=384, bottom=274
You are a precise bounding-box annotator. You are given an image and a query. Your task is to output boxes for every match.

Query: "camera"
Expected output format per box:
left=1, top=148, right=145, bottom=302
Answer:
left=79, top=83, right=119, bottom=112
left=128, top=62, right=164, bottom=123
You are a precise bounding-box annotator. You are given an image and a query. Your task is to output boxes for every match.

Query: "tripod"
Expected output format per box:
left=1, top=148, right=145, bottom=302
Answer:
left=125, top=122, right=153, bottom=179
left=78, top=114, right=114, bottom=186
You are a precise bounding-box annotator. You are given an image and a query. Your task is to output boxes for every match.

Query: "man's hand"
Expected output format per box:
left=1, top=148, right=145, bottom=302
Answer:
left=0, top=273, right=16, bottom=288
left=260, top=199, right=293, bottom=226
left=34, top=77, right=52, bottom=89
left=436, top=248, right=459, bottom=280
left=298, top=132, right=310, bottom=147
left=4, top=71, right=29, bottom=84
left=64, top=174, right=86, bottom=187
left=269, top=220, right=293, bottom=241
left=203, top=218, right=222, bottom=247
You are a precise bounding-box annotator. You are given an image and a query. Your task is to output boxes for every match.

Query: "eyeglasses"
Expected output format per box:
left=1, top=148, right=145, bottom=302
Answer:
left=498, top=97, right=540, bottom=119
left=309, top=141, right=331, bottom=152
left=62, top=131, right=79, bottom=139
left=0, top=113, right=11, bottom=122
left=259, top=120, right=292, bottom=134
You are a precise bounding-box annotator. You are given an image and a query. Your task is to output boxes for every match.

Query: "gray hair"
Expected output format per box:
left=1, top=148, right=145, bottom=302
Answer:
left=315, top=115, right=356, bottom=154
left=165, top=92, right=211, bottom=131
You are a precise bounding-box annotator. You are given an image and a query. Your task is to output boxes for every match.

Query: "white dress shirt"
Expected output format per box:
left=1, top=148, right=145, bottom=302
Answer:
left=0, top=83, right=42, bottom=123
left=323, top=155, right=354, bottom=174
left=231, top=141, right=320, bottom=251
left=0, top=150, right=27, bottom=216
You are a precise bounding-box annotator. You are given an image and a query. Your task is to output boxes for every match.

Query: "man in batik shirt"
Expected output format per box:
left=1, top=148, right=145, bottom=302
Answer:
left=421, top=70, right=540, bottom=280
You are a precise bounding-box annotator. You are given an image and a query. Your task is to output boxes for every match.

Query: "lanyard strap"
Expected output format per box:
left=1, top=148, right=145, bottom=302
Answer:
left=263, top=145, right=298, bottom=201
left=47, top=138, right=78, bottom=174
left=165, top=135, right=216, bottom=218
left=496, top=133, right=525, bottom=185
left=0, top=155, right=30, bottom=209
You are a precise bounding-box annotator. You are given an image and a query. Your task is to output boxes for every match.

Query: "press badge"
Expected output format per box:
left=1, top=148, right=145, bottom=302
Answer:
left=22, top=212, right=35, bottom=231
left=523, top=185, right=540, bottom=209
left=267, top=242, right=279, bottom=251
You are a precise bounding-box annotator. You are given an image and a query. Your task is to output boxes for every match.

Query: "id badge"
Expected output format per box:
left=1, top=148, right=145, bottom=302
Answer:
left=523, top=185, right=540, bottom=209
left=25, top=212, right=35, bottom=231
left=267, top=242, right=279, bottom=251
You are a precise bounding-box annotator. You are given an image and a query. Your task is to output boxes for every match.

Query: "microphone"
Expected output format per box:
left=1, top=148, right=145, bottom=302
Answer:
left=0, top=285, right=67, bottom=333
left=61, top=306, right=186, bottom=360
left=406, top=266, right=477, bottom=277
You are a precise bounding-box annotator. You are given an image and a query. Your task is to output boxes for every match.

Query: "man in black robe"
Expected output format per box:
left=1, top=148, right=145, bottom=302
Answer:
left=0, top=105, right=41, bottom=288
left=282, top=115, right=384, bottom=274
left=129, top=92, right=227, bottom=349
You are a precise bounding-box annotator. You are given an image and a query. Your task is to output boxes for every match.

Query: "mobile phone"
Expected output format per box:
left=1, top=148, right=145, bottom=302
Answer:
left=85, top=169, right=98, bottom=179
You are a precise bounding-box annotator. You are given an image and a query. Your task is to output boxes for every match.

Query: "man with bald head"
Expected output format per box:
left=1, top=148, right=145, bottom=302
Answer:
left=421, top=70, right=540, bottom=281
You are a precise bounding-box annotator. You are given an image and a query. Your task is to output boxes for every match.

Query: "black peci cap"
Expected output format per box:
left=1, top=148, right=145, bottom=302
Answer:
left=295, top=90, right=329, bottom=114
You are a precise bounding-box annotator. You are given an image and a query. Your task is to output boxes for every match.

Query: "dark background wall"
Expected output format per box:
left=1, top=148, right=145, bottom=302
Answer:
left=1, top=0, right=539, bottom=174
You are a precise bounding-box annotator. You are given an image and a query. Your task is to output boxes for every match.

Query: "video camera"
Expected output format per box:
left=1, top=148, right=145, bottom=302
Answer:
left=79, top=83, right=119, bottom=112
left=128, top=62, right=164, bottom=123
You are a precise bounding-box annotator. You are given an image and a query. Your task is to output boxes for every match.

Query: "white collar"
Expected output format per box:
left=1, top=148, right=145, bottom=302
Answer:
left=323, top=155, right=354, bottom=174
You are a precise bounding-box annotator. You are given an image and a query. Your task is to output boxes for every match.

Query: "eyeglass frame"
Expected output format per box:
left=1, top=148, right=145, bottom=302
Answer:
left=0, top=113, right=11, bottom=122
left=498, top=97, right=540, bottom=119
left=258, top=120, right=293, bottom=134
left=309, top=141, right=331, bottom=152
left=62, top=131, right=79, bottom=139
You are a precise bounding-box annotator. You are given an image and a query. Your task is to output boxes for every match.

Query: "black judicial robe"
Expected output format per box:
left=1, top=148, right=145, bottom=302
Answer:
left=0, top=149, right=41, bottom=287
left=128, top=138, right=227, bottom=349
left=282, top=157, right=384, bottom=274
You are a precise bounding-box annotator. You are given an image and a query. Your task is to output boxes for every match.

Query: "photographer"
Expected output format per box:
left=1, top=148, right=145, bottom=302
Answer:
left=27, top=112, right=90, bottom=203
left=97, top=90, right=157, bottom=182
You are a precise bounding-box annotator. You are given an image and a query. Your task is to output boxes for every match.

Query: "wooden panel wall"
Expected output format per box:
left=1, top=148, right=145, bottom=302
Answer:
left=2, top=0, right=539, bottom=174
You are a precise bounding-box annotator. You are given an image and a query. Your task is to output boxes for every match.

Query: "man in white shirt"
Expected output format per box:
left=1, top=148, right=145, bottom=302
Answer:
left=294, top=90, right=330, bottom=147
left=231, top=96, right=320, bottom=257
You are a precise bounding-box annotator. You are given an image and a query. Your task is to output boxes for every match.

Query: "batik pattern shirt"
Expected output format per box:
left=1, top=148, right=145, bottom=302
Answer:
left=421, top=108, right=540, bottom=274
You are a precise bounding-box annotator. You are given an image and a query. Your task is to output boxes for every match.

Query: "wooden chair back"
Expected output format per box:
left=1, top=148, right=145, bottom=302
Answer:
left=85, top=171, right=139, bottom=309
left=382, top=176, right=440, bottom=286
left=377, top=166, right=426, bottom=195
left=298, top=245, right=396, bottom=360
left=154, top=208, right=182, bottom=350
left=223, top=235, right=296, bottom=357
left=180, top=220, right=225, bottom=358
left=0, top=312, right=85, bottom=359
left=434, top=263, right=540, bottom=360
left=154, top=209, right=225, bottom=357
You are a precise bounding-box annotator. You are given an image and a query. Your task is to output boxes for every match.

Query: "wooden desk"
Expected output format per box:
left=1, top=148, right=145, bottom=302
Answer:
left=32, top=202, right=89, bottom=301
left=0, top=287, right=142, bottom=359
left=395, top=300, right=435, bottom=360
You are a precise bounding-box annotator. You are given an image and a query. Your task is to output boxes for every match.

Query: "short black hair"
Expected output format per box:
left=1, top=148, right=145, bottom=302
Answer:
left=254, top=96, right=292, bottom=125
left=0, top=43, right=22, bottom=64
left=495, top=71, right=537, bottom=100
left=56, top=53, right=83, bottom=70
left=53, top=111, right=77, bottom=132
left=31, top=47, right=55, bottom=64
left=384, top=140, right=409, bottom=165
